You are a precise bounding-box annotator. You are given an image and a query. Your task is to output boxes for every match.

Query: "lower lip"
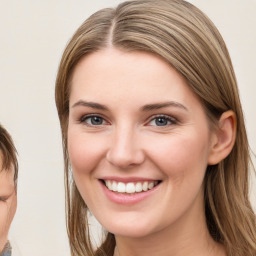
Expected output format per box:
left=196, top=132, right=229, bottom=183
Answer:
left=99, top=181, right=160, bottom=205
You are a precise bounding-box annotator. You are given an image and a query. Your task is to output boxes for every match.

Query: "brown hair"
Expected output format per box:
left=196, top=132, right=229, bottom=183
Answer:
left=0, top=123, right=18, bottom=185
left=55, top=0, right=256, bottom=255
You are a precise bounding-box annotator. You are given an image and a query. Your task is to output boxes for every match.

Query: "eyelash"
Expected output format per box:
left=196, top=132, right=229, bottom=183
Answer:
left=147, top=114, right=177, bottom=127
left=0, top=197, right=7, bottom=202
left=78, top=114, right=177, bottom=127
left=79, top=114, right=108, bottom=126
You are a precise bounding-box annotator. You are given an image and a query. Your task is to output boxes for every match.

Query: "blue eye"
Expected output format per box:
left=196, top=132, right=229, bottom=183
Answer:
left=81, top=115, right=106, bottom=126
left=148, top=116, right=175, bottom=126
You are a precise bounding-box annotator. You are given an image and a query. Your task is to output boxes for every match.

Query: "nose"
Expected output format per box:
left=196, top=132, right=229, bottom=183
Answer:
left=106, top=126, right=145, bottom=169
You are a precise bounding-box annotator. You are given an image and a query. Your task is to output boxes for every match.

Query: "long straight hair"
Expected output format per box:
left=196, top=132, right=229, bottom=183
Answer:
left=55, top=1, right=256, bottom=255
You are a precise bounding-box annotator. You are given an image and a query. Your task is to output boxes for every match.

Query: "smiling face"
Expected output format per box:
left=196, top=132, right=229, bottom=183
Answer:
left=68, top=48, right=215, bottom=239
left=0, top=155, right=17, bottom=252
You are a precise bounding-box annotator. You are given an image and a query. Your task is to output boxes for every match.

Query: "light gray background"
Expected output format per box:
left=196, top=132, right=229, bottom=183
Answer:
left=0, top=1, right=255, bottom=255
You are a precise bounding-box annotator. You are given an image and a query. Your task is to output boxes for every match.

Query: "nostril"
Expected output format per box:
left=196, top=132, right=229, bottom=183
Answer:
left=106, top=148, right=145, bottom=169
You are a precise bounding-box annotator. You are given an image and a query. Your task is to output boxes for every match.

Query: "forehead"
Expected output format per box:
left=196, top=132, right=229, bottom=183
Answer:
left=72, top=48, right=180, bottom=85
left=0, top=152, right=14, bottom=180
left=70, top=48, right=200, bottom=109
left=0, top=167, right=15, bottom=192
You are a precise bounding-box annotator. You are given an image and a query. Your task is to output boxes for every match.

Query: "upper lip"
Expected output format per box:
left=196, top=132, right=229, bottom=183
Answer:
left=99, top=176, right=161, bottom=183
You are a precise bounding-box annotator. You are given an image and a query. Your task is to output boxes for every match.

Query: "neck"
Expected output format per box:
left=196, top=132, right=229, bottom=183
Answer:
left=114, top=201, right=226, bottom=256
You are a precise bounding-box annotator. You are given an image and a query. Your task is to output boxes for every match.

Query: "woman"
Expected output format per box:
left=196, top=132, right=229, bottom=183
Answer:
left=55, top=0, right=256, bottom=255
left=0, top=124, right=18, bottom=256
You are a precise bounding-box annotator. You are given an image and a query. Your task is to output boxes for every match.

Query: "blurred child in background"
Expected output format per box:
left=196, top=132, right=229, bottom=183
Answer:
left=0, top=124, right=18, bottom=256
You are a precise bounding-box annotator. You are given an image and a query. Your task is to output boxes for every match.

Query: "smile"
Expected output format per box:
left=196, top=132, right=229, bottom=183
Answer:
left=104, top=180, right=160, bottom=194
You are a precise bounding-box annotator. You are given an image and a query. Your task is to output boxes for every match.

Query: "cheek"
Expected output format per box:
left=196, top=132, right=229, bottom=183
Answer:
left=68, top=130, right=107, bottom=175
left=67, top=130, right=109, bottom=209
left=0, top=205, right=8, bottom=237
left=147, top=131, right=210, bottom=179
left=9, top=194, right=17, bottom=222
left=0, top=195, right=17, bottom=243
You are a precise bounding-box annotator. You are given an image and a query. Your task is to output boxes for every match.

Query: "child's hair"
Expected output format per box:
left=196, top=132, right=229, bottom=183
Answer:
left=55, top=0, right=256, bottom=255
left=0, top=123, right=18, bottom=185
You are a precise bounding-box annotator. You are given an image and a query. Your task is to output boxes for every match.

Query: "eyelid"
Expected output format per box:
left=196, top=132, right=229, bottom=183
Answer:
left=0, top=196, right=8, bottom=202
left=78, top=113, right=110, bottom=126
left=146, top=114, right=178, bottom=126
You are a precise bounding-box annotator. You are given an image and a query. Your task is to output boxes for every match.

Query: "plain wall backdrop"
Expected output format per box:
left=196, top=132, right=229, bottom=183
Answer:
left=0, top=1, right=255, bottom=255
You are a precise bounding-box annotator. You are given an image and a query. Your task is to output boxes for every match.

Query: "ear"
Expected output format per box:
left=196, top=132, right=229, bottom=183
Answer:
left=208, top=110, right=236, bottom=165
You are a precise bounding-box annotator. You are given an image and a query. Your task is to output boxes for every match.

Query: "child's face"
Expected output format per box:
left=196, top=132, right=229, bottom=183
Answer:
left=0, top=157, right=17, bottom=251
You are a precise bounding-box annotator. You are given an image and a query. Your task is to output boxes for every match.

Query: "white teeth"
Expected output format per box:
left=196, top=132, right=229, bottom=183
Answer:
left=142, top=181, right=148, bottom=191
left=112, top=181, right=118, bottom=192
left=148, top=182, right=154, bottom=190
left=126, top=183, right=136, bottom=193
left=135, top=182, right=143, bottom=192
left=104, top=180, right=159, bottom=193
left=106, top=180, right=112, bottom=190
left=117, top=182, right=126, bottom=193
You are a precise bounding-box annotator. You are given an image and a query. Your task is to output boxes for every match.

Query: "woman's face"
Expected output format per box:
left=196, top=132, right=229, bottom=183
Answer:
left=68, top=48, right=216, bottom=238
left=0, top=160, right=17, bottom=251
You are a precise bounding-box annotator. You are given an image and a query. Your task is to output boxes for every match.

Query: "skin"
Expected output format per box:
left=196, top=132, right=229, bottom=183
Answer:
left=0, top=157, right=17, bottom=252
left=68, top=48, right=230, bottom=256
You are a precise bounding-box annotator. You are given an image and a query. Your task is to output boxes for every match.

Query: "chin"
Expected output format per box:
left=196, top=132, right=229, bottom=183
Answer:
left=98, top=214, right=158, bottom=239
left=109, top=225, right=154, bottom=238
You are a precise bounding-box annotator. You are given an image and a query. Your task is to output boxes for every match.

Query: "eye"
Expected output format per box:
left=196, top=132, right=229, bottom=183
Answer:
left=0, top=197, right=7, bottom=202
left=148, top=115, right=176, bottom=127
left=80, top=115, right=108, bottom=126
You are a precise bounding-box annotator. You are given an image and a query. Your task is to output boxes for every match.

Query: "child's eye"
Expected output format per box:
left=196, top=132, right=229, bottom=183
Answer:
left=80, top=115, right=108, bottom=126
left=148, top=115, right=176, bottom=127
left=0, top=197, right=7, bottom=202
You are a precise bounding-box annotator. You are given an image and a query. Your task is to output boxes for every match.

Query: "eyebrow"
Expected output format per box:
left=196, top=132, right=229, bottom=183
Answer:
left=71, top=100, right=188, bottom=112
left=141, top=101, right=188, bottom=112
left=72, top=100, right=108, bottom=110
